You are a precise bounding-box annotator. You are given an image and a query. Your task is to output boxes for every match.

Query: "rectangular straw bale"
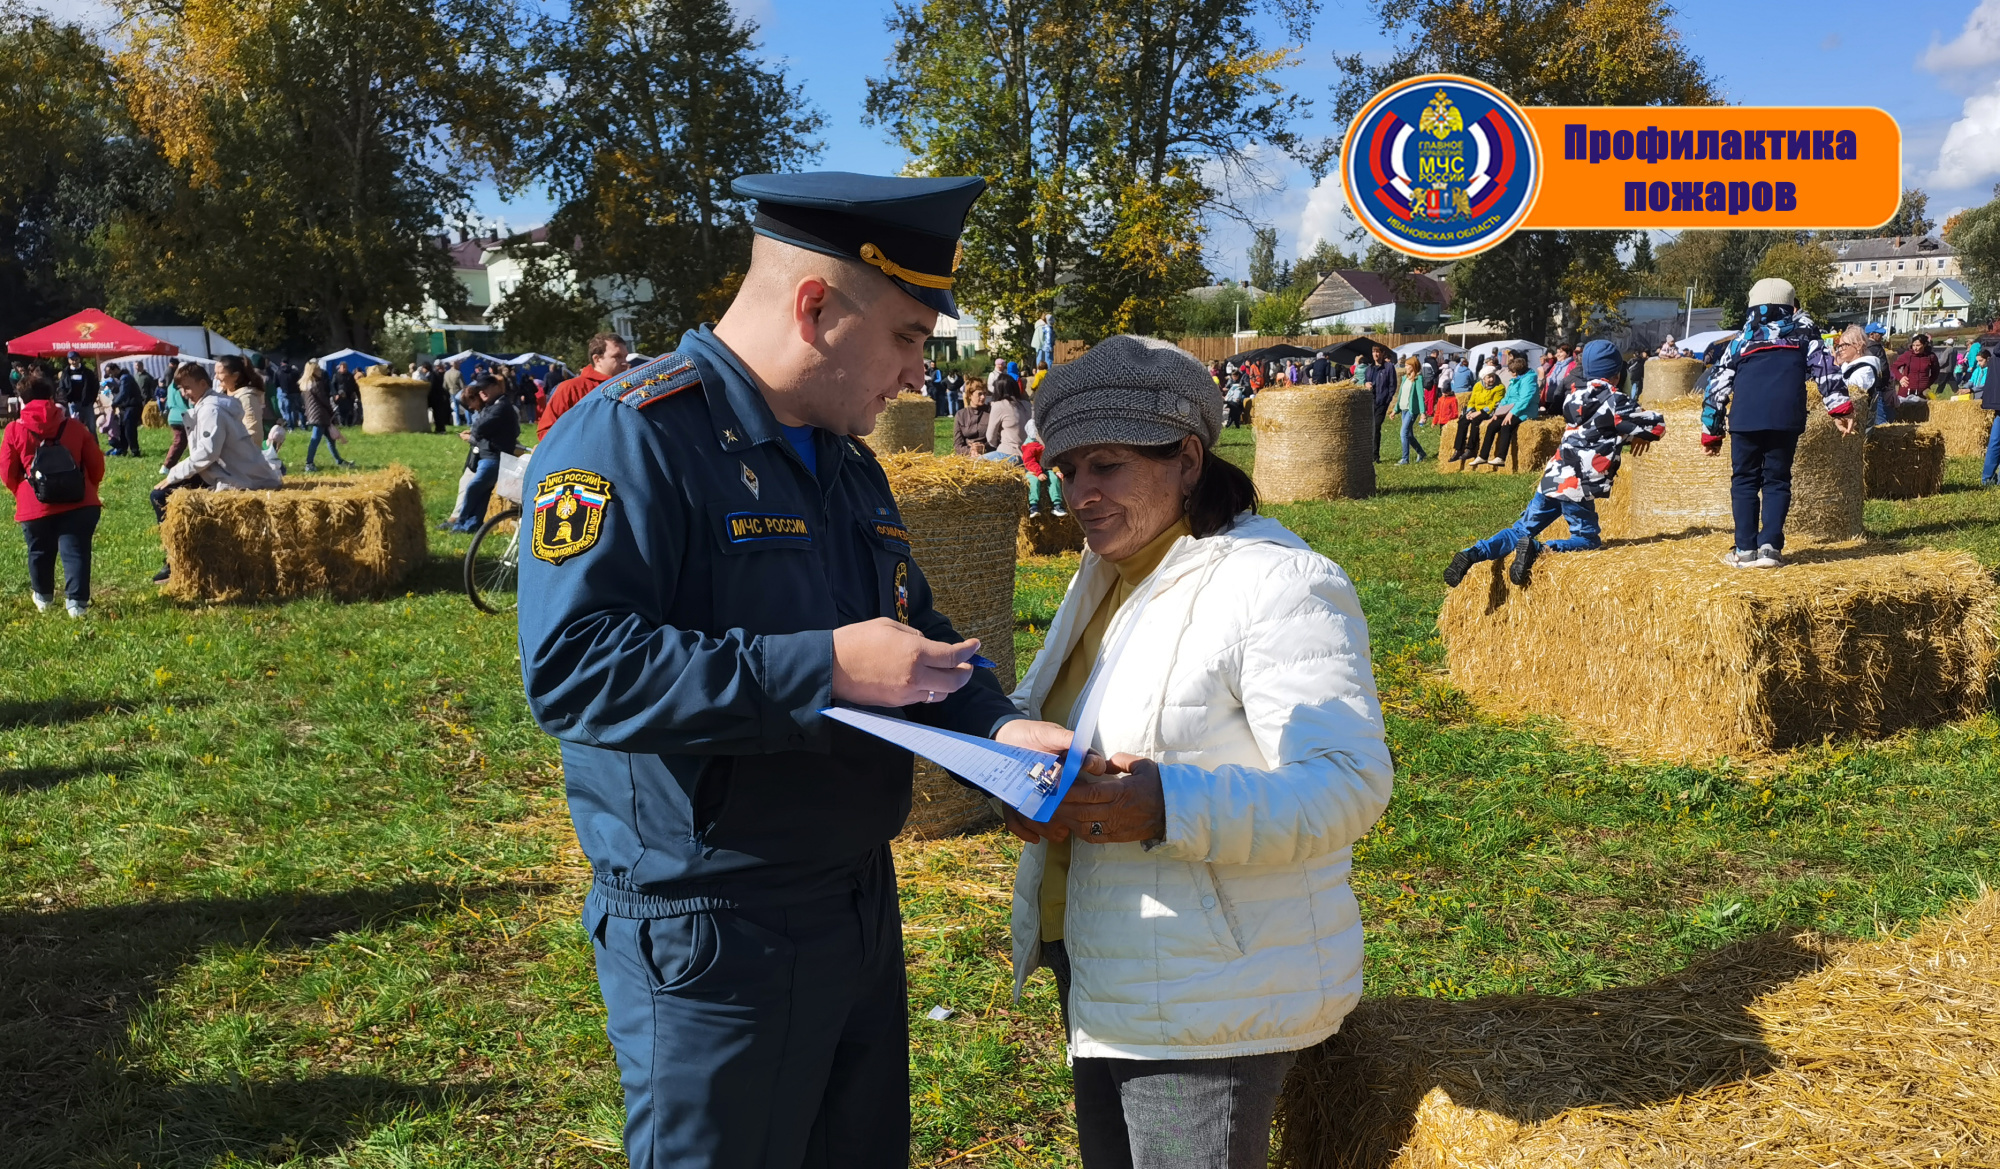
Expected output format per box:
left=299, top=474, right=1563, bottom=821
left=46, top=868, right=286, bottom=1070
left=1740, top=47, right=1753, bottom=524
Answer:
left=878, top=451, right=1024, bottom=839
left=1252, top=383, right=1375, bottom=501
left=1930, top=396, right=1995, bottom=459
left=1276, top=891, right=2000, bottom=1169
left=1019, top=509, right=1084, bottom=557
left=161, top=465, right=428, bottom=603
left=1437, top=533, right=1996, bottom=760
left=1436, top=395, right=1471, bottom=473
left=1863, top=421, right=1946, bottom=499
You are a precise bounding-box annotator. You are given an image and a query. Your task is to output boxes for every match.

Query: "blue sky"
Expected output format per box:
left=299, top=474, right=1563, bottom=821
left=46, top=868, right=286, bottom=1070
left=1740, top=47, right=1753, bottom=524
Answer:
left=48, top=0, right=2000, bottom=278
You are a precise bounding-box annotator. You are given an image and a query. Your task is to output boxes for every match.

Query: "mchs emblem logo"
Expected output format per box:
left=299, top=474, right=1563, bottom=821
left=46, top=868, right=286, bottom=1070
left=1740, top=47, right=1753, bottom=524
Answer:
left=1342, top=75, right=1541, bottom=260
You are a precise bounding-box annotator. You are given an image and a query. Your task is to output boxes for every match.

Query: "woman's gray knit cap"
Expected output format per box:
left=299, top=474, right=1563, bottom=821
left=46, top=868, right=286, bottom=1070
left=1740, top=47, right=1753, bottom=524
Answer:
left=1032, top=334, right=1223, bottom=464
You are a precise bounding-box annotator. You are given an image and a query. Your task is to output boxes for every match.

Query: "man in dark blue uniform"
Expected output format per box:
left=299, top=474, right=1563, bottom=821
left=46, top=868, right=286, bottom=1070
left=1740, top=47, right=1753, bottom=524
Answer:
left=517, top=172, right=1082, bottom=1169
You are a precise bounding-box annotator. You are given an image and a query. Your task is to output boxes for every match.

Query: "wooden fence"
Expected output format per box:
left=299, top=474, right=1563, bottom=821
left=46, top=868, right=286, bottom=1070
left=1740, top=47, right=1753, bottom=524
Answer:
left=1054, top=333, right=1455, bottom=364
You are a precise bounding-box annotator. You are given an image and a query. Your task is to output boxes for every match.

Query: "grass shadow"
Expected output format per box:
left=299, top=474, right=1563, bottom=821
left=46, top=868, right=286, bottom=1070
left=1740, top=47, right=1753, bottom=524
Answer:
left=0, top=882, right=517, bottom=1156
left=0, top=694, right=152, bottom=731
left=0, top=757, right=115, bottom=792
left=1276, top=928, right=1832, bottom=1168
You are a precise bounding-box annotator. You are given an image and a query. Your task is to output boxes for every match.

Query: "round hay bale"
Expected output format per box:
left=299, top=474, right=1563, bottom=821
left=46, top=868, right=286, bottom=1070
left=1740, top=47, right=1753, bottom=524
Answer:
left=873, top=393, right=937, bottom=454
left=1893, top=397, right=1931, bottom=423
left=878, top=451, right=1023, bottom=840
left=1864, top=422, right=1946, bottom=500
left=1600, top=399, right=1732, bottom=540
left=141, top=400, right=167, bottom=429
left=1791, top=387, right=1866, bottom=544
left=1930, top=397, right=1995, bottom=459
left=1251, top=383, right=1374, bottom=502
left=357, top=375, right=431, bottom=434
left=1642, top=356, right=1705, bottom=403
left=1019, top=508, right=1084, bottom=557
left=1605, top=387, right=1865, bottom=545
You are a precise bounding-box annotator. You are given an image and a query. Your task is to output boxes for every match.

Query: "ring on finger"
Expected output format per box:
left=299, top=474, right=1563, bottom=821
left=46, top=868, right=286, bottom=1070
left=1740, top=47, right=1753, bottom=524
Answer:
left=1090, top=821, right=1103, bottom=836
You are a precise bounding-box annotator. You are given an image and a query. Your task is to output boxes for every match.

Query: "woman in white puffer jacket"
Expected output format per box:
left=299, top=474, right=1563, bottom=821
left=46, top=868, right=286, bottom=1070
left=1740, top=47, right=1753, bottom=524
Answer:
left=1005, top=334, right=1394, bottom=1168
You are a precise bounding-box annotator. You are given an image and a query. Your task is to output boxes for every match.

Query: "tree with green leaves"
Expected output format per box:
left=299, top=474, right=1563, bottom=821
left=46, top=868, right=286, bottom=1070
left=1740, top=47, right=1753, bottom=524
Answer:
left=1821, top=188, right=1934, bottom=242
left=0, top=14, right=151, bottom=331
left=1334, top=0, right=1715, bottom=342
left=1248, top=227, right=1279, bottom=291
left=109, top=0, right=538, bottom=351
left=529, top=0, right=823, bottom=351
left=1748, top=239, right=1837, bottom=320
left=867, top=0, right=1315, bottom=348
left=1642, top=231, right=1781, bottom=327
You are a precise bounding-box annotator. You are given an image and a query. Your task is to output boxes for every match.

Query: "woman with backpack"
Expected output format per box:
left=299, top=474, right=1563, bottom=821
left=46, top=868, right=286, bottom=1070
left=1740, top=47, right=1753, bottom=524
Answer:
left=1, top=365, right=105, bottom=616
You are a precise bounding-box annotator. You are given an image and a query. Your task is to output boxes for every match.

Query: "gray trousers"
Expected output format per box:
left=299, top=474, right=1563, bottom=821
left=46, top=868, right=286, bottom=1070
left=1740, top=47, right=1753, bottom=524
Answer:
left=1044, top=939, right=1295, bottom=1168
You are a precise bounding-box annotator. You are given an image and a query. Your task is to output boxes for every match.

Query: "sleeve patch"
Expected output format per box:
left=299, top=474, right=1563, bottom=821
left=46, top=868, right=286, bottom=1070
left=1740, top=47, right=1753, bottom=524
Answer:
left=531, top=469, right=613, bottom=564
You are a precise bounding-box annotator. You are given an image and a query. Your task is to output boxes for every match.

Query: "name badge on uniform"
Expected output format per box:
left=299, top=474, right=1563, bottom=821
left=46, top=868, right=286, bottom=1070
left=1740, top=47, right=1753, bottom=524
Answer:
left=531, top=469, right=612, bottom=565
left=723, top=511, right=813, bottom=545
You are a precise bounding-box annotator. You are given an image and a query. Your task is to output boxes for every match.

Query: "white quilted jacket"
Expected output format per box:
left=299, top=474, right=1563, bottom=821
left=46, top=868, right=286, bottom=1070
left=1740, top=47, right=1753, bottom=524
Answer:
left=1008, top=513, right=1393, bottom=1060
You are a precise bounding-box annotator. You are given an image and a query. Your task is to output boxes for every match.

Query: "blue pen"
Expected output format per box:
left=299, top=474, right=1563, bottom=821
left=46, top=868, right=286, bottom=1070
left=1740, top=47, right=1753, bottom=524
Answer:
left=969, top=654, right=998, bottom=670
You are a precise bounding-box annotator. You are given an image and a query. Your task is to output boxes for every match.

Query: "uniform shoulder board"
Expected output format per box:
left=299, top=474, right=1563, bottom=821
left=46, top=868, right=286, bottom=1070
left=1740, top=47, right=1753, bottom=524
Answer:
left=601, top=351, right=701, bottom=410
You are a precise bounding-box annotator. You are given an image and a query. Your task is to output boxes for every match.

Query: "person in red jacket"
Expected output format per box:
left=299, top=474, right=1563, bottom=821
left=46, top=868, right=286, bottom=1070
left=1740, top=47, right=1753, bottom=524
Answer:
left=535, top=332, right=629, bottom=441
left=1, top=365, right=106, bottom=616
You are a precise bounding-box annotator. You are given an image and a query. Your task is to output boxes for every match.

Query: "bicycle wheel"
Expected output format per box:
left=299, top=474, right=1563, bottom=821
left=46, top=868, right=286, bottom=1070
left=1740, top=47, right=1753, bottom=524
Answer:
left=465, top=506, right=523, bottom=613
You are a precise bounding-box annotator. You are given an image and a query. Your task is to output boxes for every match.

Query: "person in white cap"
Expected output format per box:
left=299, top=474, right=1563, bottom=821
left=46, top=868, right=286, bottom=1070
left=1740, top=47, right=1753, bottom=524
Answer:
left=1699, top=277, right=1856, bottom=568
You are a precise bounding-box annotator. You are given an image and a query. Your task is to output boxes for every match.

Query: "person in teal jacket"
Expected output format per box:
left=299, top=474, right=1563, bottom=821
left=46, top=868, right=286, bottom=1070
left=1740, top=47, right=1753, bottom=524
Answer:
left=161, top=364, right=192, bottom=472
left=1473, top=352, right=1539, bottom=466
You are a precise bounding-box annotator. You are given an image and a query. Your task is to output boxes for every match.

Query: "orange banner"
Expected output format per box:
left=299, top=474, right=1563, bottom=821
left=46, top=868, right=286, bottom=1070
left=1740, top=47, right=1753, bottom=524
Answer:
left=1520, top=106, right=1901, bottom=230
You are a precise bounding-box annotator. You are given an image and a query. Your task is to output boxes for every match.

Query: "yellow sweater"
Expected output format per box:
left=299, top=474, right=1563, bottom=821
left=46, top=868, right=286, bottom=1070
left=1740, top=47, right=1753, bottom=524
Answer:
left=1467, top=377, right=1505, bottom=412
left=1037, top=516, right=1191, bottom=942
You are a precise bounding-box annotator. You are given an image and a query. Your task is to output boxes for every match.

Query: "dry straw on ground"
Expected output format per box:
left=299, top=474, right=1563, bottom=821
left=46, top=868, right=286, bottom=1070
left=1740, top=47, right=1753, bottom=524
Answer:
left=1864, top=421, right=1946, bottom=499
left=1602, top=389, right=1864, bottom=544
left=874, top=393, right=938, bottom=454
left=1019, top=509, right=1084, bottom=557
left=1253, top=383, right=1375, bottom=501
left=1277, top=892, right=2000, bottom=1169
left=161, top=465, right=428, bottom=603
left=357, top=375, right=432, bottom=434
left=879, top=451, right=1023, bottom=839
left=1930, top=396, right=1994, bottom=459
left=1437, top=533, right=1996, bottom=760
left=1640, top=356, right=1704, bottom=404
left=141, top=400, right=166, bottom=429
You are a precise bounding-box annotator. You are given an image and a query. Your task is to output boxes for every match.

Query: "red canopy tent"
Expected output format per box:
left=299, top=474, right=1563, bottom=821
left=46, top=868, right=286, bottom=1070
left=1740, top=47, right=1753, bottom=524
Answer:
left=8, top=309, right=179, bottom=358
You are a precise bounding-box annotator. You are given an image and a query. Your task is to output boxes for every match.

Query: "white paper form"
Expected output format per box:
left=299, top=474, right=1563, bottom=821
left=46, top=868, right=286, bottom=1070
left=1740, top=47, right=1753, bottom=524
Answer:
left=820, top=707, right=1075, bottom=822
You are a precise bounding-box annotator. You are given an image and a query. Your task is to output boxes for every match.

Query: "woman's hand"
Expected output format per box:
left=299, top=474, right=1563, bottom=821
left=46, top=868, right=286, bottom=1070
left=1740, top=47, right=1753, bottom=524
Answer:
left=1052, top=753, right=1165, bottom=844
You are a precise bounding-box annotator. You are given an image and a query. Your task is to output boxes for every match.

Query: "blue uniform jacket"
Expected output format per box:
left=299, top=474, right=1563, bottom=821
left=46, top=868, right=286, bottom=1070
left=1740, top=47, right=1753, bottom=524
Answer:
left=518, top=326, right=1020, bottom=899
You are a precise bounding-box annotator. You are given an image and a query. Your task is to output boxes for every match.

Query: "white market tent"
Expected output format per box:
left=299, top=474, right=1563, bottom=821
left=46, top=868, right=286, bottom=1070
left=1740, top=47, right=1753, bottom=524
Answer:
left=1394, top=339, right=1466, bottom=361
left=318, top=348, right=389, bottom=376
left=141, top=325, right=244, bottom=359
left=1677, top=329, right=1737, bottom=359
left=1467, top=338, right=1547, bottom=369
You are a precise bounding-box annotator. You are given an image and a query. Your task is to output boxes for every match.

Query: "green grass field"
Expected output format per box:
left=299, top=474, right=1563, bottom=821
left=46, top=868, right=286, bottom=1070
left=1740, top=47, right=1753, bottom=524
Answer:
left=2, top=411, right=1996, bottom=1167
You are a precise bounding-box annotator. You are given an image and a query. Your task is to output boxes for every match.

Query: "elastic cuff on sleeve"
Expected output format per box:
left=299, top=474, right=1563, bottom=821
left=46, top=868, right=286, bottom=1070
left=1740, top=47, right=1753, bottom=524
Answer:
left=1151, top=762, right=1207, bottom=861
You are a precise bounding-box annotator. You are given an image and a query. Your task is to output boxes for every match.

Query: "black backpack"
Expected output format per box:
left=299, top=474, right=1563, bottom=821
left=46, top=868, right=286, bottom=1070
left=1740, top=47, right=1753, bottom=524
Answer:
left=29, top=417, right=86, bottom=505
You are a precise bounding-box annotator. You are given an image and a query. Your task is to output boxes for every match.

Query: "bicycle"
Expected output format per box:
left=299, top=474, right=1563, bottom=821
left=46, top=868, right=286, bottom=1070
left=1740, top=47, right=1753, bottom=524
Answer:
left=465, top=448, right=530, bottom=613
left=464, top=505, right=522, bottom=613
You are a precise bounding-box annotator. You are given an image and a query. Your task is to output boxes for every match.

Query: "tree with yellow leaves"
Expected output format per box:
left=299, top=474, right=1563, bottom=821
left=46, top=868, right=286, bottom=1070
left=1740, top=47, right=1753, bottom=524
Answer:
left=107, top=0, right=537, bottom=350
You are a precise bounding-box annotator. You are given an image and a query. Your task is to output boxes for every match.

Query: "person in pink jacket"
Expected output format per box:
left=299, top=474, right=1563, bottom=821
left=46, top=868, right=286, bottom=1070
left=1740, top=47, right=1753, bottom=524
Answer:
left=1, top=364, right=106, bottom=616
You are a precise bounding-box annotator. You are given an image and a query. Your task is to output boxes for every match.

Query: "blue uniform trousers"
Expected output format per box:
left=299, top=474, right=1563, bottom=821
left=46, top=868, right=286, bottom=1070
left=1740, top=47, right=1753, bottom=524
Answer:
left=587, top=845, right=908, bottom=1169
left=1467, top=492, right=1602, bottom=563
left=1728, top=429, right=1798, bottom=552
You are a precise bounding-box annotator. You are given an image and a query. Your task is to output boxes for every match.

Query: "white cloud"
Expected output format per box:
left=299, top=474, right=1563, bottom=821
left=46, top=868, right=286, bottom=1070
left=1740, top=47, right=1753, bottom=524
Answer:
left=1928, top=80, right=2000, bottom=190
left=1296, top=175, right=1355, bottom=258
left=23, top=0, right=118, bottom=30
left=1924, top=0, right=2000, bottom=76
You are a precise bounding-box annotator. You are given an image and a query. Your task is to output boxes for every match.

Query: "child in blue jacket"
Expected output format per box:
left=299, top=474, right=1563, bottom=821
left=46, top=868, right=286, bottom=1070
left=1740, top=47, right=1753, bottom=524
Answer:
left=1444, top=340, right=1666, bottom=588
left=1700, top=278, right=1855, bottom=568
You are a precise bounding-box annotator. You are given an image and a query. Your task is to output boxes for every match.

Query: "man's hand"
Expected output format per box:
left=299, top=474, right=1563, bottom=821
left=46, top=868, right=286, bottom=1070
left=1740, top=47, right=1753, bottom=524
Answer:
left=993, top=720, right=1107, bottom=845
left=153, top=477, right=171, bottom=491
left=1050, top=753, right=1166, bottom=845
left=831, top=618, right=978, bottom=707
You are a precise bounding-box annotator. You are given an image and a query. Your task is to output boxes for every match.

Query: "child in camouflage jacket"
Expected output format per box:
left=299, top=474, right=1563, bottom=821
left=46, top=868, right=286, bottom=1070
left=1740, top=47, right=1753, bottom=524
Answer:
left=1444, top=339, right=1666, bottom=589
